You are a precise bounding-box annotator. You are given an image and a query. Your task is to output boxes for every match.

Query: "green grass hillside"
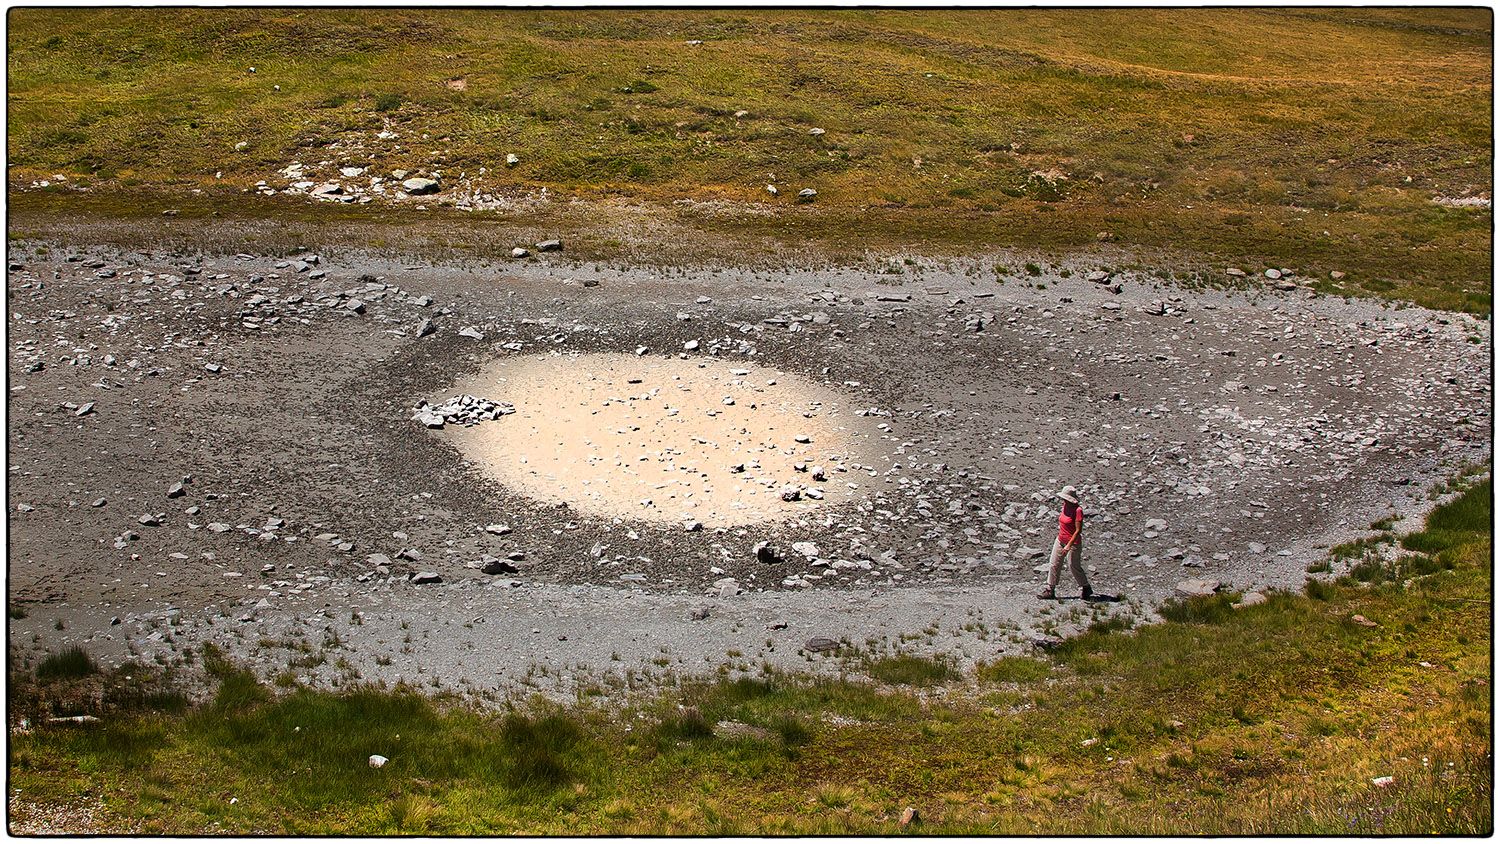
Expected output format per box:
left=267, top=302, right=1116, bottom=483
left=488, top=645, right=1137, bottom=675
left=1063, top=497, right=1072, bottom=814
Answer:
left=6, top=8, right=1494, bottom=310
left=9, top=477, right=1491, bottom=834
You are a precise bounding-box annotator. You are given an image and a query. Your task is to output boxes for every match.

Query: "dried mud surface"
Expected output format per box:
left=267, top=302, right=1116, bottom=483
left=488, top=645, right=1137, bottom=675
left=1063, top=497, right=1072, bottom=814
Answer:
left=438, top=352, right=887, bottom=526
left=6, top=220, right=1491, bottom=697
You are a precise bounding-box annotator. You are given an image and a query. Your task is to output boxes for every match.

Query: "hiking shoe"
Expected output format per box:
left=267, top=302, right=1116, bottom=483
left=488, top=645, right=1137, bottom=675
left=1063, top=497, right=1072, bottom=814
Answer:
left=1036, top=586, right=1056, bottom=600
left=1081, top=586, right=1095, bottom=600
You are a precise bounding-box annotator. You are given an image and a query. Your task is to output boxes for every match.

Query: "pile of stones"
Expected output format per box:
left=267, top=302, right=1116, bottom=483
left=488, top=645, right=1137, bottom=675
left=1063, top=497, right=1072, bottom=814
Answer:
left=412, top=395, right=514, bottom=429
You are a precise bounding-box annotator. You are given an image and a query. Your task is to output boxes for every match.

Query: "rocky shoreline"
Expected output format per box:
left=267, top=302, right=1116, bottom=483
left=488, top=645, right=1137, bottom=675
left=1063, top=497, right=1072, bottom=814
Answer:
left=6, top=230, right=1490, bottom=699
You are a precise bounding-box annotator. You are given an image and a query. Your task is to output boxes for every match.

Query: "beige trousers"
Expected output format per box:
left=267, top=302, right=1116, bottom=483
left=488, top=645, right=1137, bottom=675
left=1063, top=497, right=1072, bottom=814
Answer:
left=1047, top=536, right=1089, bottom=590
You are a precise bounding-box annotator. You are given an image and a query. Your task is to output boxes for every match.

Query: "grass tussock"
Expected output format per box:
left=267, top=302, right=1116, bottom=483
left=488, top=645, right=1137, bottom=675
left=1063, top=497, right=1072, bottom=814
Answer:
left=977, top=655, right=1050, bottom=684
left=35, top=646, right=98, bottom=681
left=864, top=654, right=957, bottom=686
left=9, top=475, right=1492, bottom=834
left=1156, top=592, right=1240, bottom=624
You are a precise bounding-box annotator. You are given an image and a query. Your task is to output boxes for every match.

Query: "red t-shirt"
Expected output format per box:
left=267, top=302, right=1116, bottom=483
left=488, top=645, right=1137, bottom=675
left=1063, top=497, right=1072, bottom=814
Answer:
left=1058, top=504, right=1083, bottom=545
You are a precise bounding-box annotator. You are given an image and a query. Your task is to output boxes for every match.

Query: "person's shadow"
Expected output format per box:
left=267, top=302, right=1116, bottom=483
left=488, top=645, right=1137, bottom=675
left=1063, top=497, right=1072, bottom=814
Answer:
left=1079, top=592, right=1124, bottom=603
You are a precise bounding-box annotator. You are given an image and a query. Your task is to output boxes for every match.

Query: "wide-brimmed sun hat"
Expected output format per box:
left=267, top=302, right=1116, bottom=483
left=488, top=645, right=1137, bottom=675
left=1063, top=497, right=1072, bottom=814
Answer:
left=1057, top=485, right=1080, bottom=504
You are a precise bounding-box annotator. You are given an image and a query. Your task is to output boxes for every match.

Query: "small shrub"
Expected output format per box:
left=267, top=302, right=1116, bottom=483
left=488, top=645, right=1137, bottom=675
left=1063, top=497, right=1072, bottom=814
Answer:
left=1025, top=262, right=1043, bottom=276
left=374, top=92, right=402, bottom=112
left=978, top=656, right=1050, bottom=683
left=1306, top=559, right=1332, bottom=574
left=37, top=646, right=97, bottom=680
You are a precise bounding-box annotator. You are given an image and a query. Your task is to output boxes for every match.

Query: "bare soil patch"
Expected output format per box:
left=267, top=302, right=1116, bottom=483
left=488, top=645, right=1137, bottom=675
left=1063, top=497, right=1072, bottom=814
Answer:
left=438, top=352, right=886, bottom=526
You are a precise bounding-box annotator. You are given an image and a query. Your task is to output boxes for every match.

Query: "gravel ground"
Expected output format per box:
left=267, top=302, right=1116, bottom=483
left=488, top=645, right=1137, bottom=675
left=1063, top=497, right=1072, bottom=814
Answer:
left=6, top=233, right=1491, bottom=700
left=6, top=792, right=139, bottom=835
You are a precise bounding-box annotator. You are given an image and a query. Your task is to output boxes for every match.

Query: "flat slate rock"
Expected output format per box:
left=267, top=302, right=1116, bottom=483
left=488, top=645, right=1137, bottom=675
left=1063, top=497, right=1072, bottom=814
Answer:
left=804, top=636, right=840, bottom=653
left=1174, top=578, right=1221, bottom=597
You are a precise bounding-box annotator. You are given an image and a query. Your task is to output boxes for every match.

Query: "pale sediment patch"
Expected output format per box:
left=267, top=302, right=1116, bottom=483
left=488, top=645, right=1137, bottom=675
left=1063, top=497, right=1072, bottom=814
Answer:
left=435, top=352, right=888, bottom=526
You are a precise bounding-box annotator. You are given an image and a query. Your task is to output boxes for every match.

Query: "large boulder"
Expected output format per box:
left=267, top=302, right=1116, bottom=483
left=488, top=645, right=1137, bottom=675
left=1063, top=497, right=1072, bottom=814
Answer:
left=401, top=177, right=440, bottom=195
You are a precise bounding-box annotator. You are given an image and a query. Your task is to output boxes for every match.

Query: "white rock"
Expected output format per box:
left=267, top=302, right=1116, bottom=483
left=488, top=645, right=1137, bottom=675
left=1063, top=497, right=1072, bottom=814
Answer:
left=1174, top=579, right=1221, bottom=598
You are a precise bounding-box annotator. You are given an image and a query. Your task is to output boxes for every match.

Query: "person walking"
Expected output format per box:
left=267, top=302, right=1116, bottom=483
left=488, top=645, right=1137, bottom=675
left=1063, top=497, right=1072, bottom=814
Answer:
left=1038, top=485, right=1092, bottom=600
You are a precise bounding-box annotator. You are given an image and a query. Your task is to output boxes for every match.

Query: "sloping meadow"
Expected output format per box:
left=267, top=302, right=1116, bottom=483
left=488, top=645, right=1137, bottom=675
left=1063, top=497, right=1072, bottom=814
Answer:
left=7, top=8, right=1493, bottom=307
